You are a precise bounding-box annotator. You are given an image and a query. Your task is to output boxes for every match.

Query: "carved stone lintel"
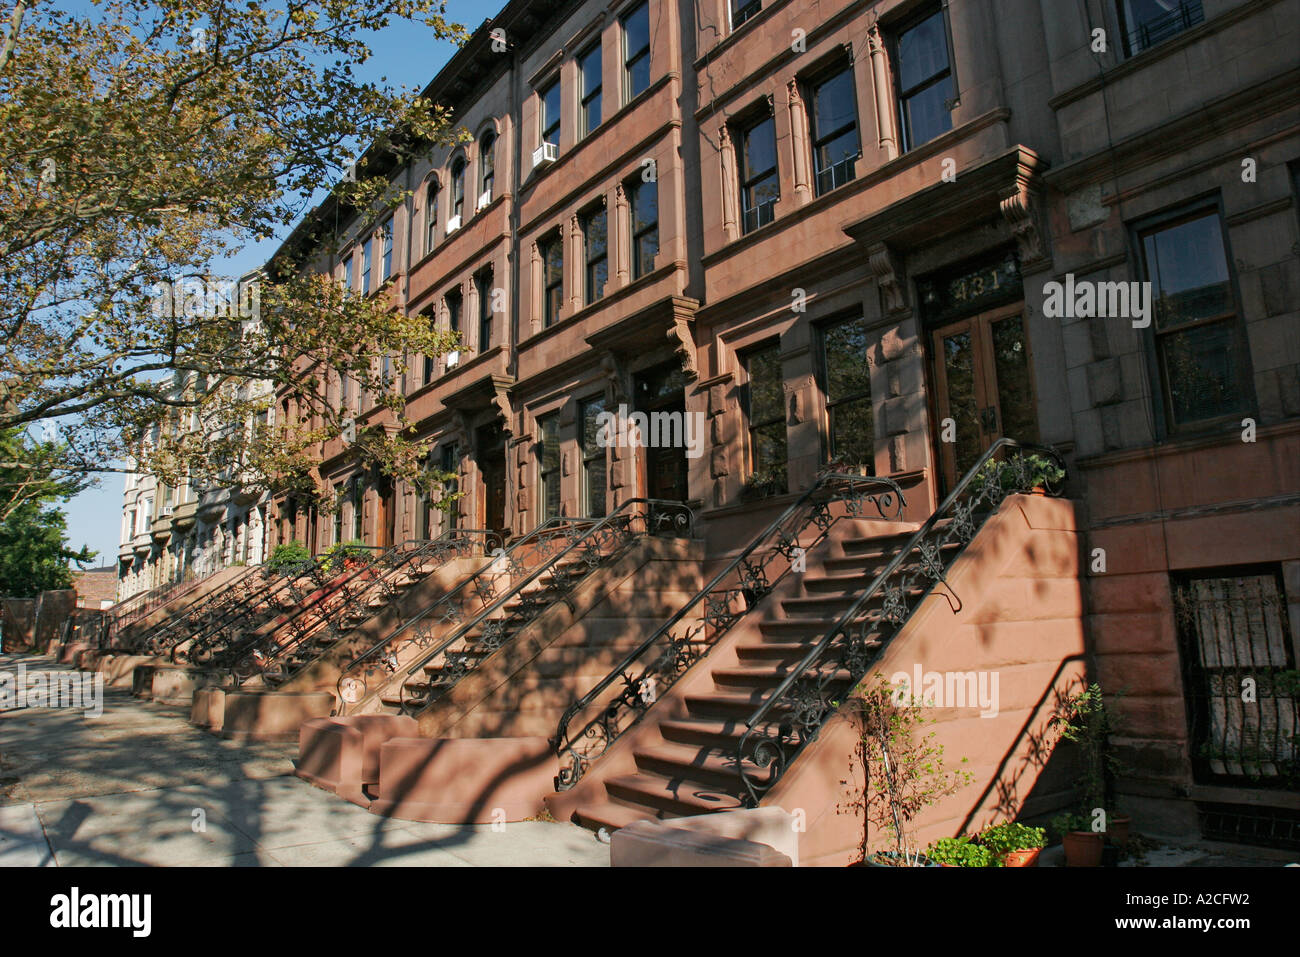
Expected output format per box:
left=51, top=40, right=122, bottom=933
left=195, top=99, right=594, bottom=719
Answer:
left=1000, top=182, right=1049, bottom=272
left=867, top=241, right=907, bottom=314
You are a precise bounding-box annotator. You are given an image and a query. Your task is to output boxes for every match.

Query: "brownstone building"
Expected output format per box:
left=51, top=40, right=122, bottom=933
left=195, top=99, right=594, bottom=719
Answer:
left=270, top=0, right=1299, bottom=851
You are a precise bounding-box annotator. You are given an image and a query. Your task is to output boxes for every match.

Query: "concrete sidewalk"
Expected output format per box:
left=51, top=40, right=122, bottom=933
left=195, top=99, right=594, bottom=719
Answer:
left=0, top=653, right=608, bottom=867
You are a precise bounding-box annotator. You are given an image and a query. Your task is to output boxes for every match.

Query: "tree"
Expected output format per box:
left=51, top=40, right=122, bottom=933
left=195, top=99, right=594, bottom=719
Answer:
left=0, top=427, right=94, bottom=596
left=1, top=0, right=467, bottom=507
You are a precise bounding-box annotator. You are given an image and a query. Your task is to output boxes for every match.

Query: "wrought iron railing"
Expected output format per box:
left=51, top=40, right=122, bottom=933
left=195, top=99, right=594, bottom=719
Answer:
left=184, top=548, right=380, bottom=668
left=551, top=474, right=904, bottom=791
left=225, top=530, right=501, bottom=688
left=129, top=564, right=268, bottom=657
left=337, top=499, right=693, bottom=718
left=736, top=439, right=1067, bottom=806
left=1124, top=0, right=1203, bottom=56
left=158, top=557, right=338, bottom=663
left=101, top=574, right=211, bottom=648
left=333, top=517, right=591, bottom=716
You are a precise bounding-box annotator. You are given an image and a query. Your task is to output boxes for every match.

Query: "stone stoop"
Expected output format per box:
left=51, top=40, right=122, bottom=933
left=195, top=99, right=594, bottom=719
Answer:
left=297, top=536, right=706, bottom=823
left=547, top=495, right=1088, bottom=867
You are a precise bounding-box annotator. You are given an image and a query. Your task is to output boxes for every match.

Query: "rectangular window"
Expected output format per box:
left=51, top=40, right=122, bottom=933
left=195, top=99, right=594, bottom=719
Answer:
left=540, top=79, right=561, bottom=148
left=361, top=237, right=372, bottom=293
left=538, top=415, right=561, bottom=520
left=579, top=44, right=602, bottom=138
left=622, top=2, right=651, bottom=101
left=542, top=233, right=563, bottom=326
left=809, top=66, right=860, bottom=195
left=351, top=479, right=364, bottom=541
left=332, top=484, right=344, bottom=546
left=893, top=6, right=955, bottom=152
left=583, top=205, right=608, bottom=304
left=440, top=443, right=459, bottom=531
left=446, top=289, right=463, bottom=351
left=580, top=397, right=608, bottom=517
left=1137, top=207, right=1252, bottom=430
left=1119, top=0, right=1205, bottom=57
left=380, top=219, right=393, bottom=283
left=425, top=181, right=439, bottom=254
left=422, top=308, right=437, bottom=385
left=1173, top=568, right=1296, bottom=789
left=820, top=316, right=874, bottom=472
left=738, top=114, right=778, bottom=234
left=451, top=159, right=466, bottom=222
left=743, top=342, right=787, bottom=492
left=476, top=268, right=494, bottom=351
left=629, top=178, right=659, bottom=280
left=479, top=132, right=495, bottom=201
left=349, top=248, right=361, bottom=293
left=731, top=0, right=761, bottom=29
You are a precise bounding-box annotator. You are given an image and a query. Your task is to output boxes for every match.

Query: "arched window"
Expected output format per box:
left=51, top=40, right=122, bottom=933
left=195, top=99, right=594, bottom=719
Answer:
left=479, top=130, right=496, bottom=204
left=425, top=179, right=439, bottom=253
left=450, top=157, right=466, bottom=223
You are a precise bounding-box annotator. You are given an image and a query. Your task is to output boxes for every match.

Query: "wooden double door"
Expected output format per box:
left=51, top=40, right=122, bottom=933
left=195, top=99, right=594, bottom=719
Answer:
left=928, top=303, right=1039, bottom=493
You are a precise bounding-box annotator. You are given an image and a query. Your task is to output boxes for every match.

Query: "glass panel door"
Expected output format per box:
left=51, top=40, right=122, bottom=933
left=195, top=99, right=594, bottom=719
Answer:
left=929, top=304, right=1038, bottom=491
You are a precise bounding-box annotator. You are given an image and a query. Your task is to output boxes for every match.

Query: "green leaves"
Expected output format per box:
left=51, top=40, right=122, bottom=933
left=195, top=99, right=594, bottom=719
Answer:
left=2, top=0, right=467, bottom=498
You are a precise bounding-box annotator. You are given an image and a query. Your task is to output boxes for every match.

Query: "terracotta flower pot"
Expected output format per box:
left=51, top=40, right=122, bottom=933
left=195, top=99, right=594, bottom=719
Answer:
left=1062, top=831, right=1104, bottom=867
left=1001, top=847, right=1041, bottom=867
left=1106, top=815, right=1131, bottom=845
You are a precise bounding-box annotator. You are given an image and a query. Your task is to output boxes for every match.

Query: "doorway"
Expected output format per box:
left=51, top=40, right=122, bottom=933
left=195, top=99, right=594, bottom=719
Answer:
left=928, top=303, right=1039, bottom=493
left=375, top=477, right=396, bottom=548
left=634, top=362, right=689, bottom=502
left=475, top=423, right=508, bottom=538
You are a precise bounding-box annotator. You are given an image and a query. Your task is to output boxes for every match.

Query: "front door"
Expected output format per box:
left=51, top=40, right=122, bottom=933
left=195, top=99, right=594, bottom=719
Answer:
left=929, top=303, right=1039, bottom=493
left=475, top=424, right=508, bottom=538
left=375, top=478, right=396, bottom=548
left=635, top=362, right=690, bottom=502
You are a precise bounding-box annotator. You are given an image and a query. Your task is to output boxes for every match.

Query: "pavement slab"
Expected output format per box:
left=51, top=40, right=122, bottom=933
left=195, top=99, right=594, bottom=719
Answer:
left=0, top=653, right=608, bottom=867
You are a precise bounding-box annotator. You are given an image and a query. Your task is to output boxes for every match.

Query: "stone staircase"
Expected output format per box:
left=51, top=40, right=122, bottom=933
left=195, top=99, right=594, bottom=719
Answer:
left=559, top=523, right=933, bottom=832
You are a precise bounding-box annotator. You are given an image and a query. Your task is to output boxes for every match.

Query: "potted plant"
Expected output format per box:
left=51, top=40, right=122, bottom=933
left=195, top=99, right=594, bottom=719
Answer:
left=976, top=453, right=1066, bottom=495
left=978, top=821, right=1047, bottom=867
left=849, top=674, right=974, bottom=867
left=1052, top=811, right=1104, bottom=867
left=927, top=836, right=993, bottom=868
left=1053, top=683, right=1132, bottom=862
left=740, top=464, right=788, bottom=502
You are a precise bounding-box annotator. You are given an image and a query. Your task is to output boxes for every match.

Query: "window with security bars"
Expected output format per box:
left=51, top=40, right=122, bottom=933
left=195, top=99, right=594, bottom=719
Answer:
left=1137, top=207, right=1253, bottom=431
left=580, top=397, right=607, bottom=517
left=1173, top=568, right=1298, bottom=790
left=820, top=316, right=874, bottom=472
left=743, top=342, right=787, bottom=492
left=538, top=414, right=561, bottom=520
left=1118, top=0, right=1204, bottom=57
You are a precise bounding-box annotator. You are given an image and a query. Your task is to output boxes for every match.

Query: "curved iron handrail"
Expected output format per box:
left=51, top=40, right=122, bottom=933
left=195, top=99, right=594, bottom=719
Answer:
left=334, top=516, right=591, bottom=715
left=227, top=529, right=502, bottom=687
left=169, top=550, right=361, bottom=664
left=195, top=545, right=386, bottom=671
left=551, top=474, right=905, bottom=790
left=735, top=439, right=1067, bottom=807
left=395, top=498, right=693, bottom=719
left=133, top=563, right=275, bottom=657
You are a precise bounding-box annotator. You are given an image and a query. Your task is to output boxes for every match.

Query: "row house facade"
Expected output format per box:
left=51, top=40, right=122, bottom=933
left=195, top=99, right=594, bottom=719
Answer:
left=118, top=371, right=272, bottom=600
left=270, top=0, right=1300, bottom=844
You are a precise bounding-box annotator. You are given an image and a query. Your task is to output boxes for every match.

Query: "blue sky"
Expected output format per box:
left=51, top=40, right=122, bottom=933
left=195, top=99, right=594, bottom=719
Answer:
left=60, top=1, right=495, bottom=564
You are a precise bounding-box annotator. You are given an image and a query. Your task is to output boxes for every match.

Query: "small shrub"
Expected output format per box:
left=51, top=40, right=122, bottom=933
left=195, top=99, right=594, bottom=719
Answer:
left=978, top=821, right=1046, bottom=860
left=266, top=541, right=311, bottom=572
left=927, top=836, right=992, bottom=867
